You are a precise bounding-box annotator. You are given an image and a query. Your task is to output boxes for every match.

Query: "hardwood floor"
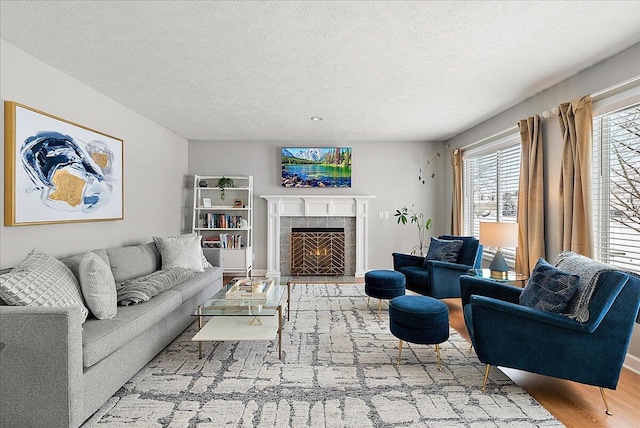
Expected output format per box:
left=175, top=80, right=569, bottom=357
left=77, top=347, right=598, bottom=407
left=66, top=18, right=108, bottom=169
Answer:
left=443, top=297, right=640, bottom=428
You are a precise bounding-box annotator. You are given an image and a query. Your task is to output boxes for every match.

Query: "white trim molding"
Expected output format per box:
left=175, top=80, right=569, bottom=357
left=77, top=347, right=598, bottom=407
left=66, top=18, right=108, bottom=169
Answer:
left=260, top=195, right=375, bottom=277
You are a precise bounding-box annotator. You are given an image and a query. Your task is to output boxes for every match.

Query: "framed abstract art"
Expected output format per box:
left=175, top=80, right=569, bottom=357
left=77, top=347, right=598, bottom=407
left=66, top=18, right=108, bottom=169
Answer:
left=4, top=101, right=124, bottom=225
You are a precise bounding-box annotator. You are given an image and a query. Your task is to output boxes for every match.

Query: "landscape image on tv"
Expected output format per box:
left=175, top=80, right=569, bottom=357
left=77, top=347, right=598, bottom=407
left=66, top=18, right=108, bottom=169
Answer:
left=282, top=147, right=352, bottom=188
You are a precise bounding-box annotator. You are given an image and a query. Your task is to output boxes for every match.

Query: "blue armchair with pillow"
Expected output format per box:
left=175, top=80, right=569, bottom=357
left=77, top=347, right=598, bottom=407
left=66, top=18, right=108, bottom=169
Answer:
left=393, top=235, right=483, bottom=298
left=461, top=253, right=640, bottom=415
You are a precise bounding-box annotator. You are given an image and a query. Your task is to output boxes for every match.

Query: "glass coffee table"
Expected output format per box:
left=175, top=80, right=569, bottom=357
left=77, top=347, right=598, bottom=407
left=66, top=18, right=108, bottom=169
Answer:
left=191, top=276, right=291, bottom=359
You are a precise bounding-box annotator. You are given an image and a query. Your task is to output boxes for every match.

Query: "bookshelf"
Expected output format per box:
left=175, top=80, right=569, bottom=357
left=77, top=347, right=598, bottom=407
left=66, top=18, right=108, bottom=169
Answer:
left=192, top=175, right=253, bottom=276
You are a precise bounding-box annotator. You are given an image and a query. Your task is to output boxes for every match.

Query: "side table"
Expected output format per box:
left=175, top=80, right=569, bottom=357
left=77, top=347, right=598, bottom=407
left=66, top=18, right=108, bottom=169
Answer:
left=467, top=269, right=528, bottom=287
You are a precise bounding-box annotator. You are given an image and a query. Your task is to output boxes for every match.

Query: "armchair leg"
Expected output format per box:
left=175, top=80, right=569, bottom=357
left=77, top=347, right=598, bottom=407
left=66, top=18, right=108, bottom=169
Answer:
left=481, top=364, right=491, bottom=391
left=396, top=340, right=403, bottom=365
left=435, top=343, right=442, bottom=371
left=599, top=387, right=613, bottom=416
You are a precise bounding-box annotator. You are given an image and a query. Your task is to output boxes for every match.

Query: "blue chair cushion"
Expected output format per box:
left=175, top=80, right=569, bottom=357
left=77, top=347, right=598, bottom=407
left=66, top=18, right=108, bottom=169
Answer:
left=365, top=270, right=405, bottom=299
left=389, top=295, right=449, bottom=345
left=520, top=258, right=581, bottom=314
left=423, top=237, right=464, bottom=267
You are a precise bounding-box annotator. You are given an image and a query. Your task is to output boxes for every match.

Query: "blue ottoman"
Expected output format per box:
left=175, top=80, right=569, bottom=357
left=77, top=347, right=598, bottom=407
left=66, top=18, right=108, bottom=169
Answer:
left=389, top=295, right=449, bottom=370
left=365, top=270, right=406, bottom=316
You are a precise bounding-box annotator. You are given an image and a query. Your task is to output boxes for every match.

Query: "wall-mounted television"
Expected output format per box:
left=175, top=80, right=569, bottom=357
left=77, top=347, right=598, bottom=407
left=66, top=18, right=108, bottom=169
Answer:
left=282, top=147, right=352, bottom=188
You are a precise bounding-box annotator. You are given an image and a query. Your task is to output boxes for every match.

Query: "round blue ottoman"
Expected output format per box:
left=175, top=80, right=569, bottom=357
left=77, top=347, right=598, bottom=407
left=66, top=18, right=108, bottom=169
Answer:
left=389, top=295, right=449, bottom=369
left=365, top=270, right=406, bottom=316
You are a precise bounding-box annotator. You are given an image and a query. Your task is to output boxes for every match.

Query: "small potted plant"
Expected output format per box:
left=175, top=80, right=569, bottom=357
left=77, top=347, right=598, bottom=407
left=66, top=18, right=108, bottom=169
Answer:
left=216, top=176, right=235, bottom=200
left=395, top=205, right=432, bottom=256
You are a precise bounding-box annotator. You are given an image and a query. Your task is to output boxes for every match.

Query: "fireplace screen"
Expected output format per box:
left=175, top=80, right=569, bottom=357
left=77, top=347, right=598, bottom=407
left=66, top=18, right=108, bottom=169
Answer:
left=291, top=228, right=345, bottom=275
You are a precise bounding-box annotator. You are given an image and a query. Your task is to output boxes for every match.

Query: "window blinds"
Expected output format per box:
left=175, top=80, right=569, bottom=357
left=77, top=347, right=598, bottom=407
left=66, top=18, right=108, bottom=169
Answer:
left=463, top=143, right=521, bottom=263
left=592, top=103, right=640, bottom=273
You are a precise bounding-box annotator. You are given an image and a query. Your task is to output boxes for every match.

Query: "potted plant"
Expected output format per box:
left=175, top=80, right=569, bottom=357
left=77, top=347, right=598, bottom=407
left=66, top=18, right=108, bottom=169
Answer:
left=216, top=176, right=235, bottom=200
left=395, top=205, right=433, bottom=256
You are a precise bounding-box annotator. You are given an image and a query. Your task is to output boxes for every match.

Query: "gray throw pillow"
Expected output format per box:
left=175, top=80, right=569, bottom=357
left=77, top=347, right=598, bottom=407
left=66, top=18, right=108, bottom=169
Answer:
left=520, top=258, right=581, bottom=314
left=153, top=233, right=211, bottom=271
left=79, top=252, right=117, bottom=319
left=0, top=249, right=89, bottom=322
left=153, top=233, right=205, bottom=272
left=424, top=237, right=464, bottom=266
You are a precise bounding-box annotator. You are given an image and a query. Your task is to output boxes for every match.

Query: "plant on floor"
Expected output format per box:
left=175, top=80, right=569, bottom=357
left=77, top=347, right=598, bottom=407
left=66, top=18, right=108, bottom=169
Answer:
left=395, top=205, right=432, bottom=256
left=216, top=176, right=235, bottom=200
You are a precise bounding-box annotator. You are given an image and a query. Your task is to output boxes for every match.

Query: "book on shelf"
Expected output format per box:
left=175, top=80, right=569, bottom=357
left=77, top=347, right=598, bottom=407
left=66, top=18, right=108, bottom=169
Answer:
left=202, top=213, right=244, bottom=229
left=218, top=233, right=245, bottom=249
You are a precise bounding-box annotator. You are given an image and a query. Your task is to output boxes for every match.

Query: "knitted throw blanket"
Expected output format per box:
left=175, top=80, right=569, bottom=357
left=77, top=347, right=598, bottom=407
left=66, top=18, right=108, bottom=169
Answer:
left=555, top=251, right=617, bottom=323
left=116, top=267, right=195, bottom=306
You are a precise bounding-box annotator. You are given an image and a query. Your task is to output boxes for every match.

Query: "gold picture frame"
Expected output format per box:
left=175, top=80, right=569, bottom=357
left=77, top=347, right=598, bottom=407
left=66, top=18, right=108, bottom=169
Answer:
left=4, top=101, right=124, bottom=226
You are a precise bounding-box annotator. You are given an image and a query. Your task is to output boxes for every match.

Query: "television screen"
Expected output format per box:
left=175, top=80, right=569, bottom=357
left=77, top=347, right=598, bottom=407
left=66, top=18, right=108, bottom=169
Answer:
left=282, top=147, right=352, bottom=188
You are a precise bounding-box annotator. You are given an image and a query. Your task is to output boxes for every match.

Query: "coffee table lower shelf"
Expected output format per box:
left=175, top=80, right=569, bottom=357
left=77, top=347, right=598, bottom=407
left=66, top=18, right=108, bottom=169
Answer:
left=191, top=313, right=282, bottom=359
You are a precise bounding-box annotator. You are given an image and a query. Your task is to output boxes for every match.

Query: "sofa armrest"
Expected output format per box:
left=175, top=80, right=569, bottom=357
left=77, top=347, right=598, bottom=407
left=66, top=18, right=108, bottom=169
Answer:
left=460, top=275, right=522, bottom=307
left=0, top=305, right=84, bottom=428
left=392, top=252, right=424, bottom=270
left=202, top=247, right=222, bottom=267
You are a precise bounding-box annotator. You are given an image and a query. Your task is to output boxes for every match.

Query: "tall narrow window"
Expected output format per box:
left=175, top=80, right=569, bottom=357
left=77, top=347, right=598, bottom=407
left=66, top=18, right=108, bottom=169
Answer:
left=593, top=102, right=640, bottom=273
left=463, top=141, right=520, bottom=264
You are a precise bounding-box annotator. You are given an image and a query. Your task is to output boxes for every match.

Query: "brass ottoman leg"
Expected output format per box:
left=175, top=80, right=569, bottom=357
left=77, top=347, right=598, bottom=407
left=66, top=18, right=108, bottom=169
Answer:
left=435, top=343, right=442, bottom=371
left=378, top=299, right=382, bottom=317
left=396, top=340, right=403, bottom=365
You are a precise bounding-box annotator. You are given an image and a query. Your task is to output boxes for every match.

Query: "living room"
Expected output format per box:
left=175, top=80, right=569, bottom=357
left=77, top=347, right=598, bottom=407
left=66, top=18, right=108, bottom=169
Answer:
left=1, top=2, right=640, bottom=427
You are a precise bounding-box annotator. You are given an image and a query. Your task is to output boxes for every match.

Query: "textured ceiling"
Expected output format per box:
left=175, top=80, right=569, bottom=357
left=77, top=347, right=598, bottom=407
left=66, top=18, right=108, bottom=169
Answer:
left=1, top=1, right=639, bottom=142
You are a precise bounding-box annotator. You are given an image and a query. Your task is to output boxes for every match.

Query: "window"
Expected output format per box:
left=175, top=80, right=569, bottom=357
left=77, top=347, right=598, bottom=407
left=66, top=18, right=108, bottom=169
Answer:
left=592, top=100, right=640, bottom=274
left=463, top=139, right=520, bottom=264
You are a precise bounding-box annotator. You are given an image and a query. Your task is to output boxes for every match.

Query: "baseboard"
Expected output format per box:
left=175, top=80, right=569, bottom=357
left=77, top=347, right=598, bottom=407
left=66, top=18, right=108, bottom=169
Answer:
left=252, top=268, right=268, bottom=277
left=624, top=352, right=640, bottom=375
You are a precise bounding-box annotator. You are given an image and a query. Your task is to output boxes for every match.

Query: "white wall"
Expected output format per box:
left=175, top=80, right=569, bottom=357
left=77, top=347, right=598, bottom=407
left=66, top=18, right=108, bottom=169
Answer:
left=187, top=140, right=446, bottom=272
left=0, top=40, right=189, bottom=268
left=442, top=42, right=640, bottom=371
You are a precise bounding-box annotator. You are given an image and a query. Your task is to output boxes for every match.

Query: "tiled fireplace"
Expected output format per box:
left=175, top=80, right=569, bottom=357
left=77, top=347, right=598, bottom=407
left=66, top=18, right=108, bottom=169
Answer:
left=260, top=195, right=374, bottom=277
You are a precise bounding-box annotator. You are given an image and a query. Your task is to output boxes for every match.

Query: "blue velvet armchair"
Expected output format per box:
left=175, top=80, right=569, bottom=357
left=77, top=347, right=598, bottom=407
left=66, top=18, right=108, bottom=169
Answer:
left=393, top=235, right=483, bottom=298
left=460, top=271, right=640, bottom=415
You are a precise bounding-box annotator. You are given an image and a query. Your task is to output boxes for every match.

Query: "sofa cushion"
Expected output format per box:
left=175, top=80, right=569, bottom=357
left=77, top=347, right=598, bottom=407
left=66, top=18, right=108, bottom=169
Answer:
left=105, top=243, right=161, bottom=283
left=171, top=267, right=222, bottom=303
left=424, top=237, right=464, bottom=266
left=81, top=290, right=182, bottom=368
left=79, top=252, right=117, bottom=319
left=520, top=258, right=581, bottom=314
left=0, top=249, right=89, bottom=322
left=60, top=250, right=110, bottom=281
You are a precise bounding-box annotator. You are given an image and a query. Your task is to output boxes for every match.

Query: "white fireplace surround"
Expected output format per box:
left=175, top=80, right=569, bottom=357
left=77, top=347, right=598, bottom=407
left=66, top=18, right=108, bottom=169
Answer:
left=260, top=195, right=375, bottom=277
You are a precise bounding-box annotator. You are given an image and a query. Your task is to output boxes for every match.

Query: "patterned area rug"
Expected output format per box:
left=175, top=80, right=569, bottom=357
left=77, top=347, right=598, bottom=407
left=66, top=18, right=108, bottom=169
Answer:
left=84, top=284, right=563, bottom=427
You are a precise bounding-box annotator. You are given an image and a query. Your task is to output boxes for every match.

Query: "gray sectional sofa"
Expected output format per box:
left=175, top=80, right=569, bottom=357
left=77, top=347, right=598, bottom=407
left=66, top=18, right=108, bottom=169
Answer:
left=0, top=243, right=223, bottom=428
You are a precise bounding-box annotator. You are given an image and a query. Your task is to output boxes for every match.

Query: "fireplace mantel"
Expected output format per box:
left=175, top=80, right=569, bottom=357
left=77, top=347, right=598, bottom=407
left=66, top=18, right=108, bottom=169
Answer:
left=260, top=195, right=375, bottom=277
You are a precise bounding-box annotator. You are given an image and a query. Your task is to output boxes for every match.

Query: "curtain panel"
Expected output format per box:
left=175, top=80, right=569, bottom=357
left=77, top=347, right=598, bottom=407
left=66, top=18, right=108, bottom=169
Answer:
left=451, top=148, right=463, bottom=235
left=558, top=95, right=594, bottom=257
left=515, top=115, right=545, bottom=275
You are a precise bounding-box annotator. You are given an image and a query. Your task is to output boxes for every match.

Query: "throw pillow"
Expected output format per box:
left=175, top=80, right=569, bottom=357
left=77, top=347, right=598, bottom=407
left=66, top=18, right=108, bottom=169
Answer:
left=520, top=258, right=581, bottom=314
left=0, top=249, right=89, bottom=322
left=153, top=233, right=205, bottom=272
left=79, top=252, right=117, bottom=319
left=424, top=237, right=464, bottom=266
